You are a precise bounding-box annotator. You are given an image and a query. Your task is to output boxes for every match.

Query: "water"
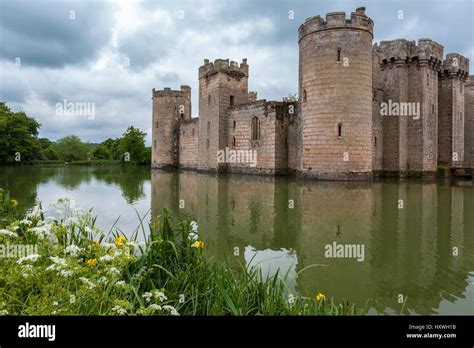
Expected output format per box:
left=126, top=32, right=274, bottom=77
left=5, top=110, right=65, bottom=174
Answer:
left=1, top=165, right=473, bottom=315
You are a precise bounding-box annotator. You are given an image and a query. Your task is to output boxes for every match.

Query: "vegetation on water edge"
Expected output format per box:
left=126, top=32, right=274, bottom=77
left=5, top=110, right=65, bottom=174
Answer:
left=0, top=102, right=150, bottom=164
left=0, top=189, right=363, bottom=316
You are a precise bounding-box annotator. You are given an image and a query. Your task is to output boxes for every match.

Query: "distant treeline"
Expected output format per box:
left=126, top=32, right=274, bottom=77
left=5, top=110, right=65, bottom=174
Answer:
left=0, top=102, right=150, bottom=165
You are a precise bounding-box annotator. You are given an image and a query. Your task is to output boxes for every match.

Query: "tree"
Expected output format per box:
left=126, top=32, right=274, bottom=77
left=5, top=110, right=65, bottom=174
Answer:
left=54, top=135, right=92, bottom=162
left=0, top=102, right=42, bottom=162
left=118, top=126, right=148, bottom=164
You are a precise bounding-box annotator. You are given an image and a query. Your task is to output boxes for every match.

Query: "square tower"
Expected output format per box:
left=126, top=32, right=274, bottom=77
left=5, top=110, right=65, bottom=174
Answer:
left=198, top=58, right=249, bottom=171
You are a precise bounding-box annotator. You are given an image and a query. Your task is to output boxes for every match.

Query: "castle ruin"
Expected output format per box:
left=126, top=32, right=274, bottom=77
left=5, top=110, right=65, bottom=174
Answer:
left=152, top=7, right=473, bottom=180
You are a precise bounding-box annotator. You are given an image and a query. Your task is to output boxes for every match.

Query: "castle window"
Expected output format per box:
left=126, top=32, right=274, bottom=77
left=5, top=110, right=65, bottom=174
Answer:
left=337, top=48, right=341, bottom=62
left=230, top=95, right=234, bottom=107
left=427, top=73, right=429, bottom=85
left=432, top=105, right=434, bottom=115
left=156, top=121, right=159, bottom=129
left=206, top=139, right=209, bottom=149
left=374, top=136, right=377, bottom=148
left=233, top=120, right=236, bottom=129
left=207, top=121, right=210, bottom=133
left=208, top=95, right=211, bottom=105
left=233, top=136, right=236, bottom=147
left=251, top=117, right=260, bottom=140
left=154, top=140, right=156, bottom=149
left=303, top=89, right=307, bottom=102
left=183, top=130, right=185, bottom=136
left=192, top=128, right=195, bottom=136
left=337, top=123, right=342, bottom=137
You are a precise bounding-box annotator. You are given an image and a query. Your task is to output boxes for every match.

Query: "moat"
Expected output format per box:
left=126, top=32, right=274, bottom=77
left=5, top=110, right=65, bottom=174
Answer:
left=1, top=165, right=473, bottom=315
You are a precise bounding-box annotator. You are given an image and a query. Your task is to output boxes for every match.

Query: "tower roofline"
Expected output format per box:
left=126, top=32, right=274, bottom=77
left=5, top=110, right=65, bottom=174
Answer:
left=298, top=7, right=374, bottom=42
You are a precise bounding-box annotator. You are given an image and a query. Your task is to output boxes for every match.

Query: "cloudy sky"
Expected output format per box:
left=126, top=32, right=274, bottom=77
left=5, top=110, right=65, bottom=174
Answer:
left=0, top=0, right=472, bottom=145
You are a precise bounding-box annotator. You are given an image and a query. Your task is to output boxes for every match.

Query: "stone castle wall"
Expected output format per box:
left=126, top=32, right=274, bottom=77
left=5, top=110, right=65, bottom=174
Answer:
left=151, top=7, right=472, bottom=180
left=297, top=7, right=374, bottom=180
left=198, top=59, right=249, bottom=172
left=179, top=118, right=199, bottom=168
left=225, top=100, right=297, bottom=174
left=373, top=39, right=444, bottom=176
left=465, top=76, right=474, bottom=170
left=438, top=54, right=469, bottom=168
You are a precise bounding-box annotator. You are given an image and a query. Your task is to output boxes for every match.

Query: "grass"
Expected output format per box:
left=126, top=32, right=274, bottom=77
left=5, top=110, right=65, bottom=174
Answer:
left=0, top=190, right=364, bottom=316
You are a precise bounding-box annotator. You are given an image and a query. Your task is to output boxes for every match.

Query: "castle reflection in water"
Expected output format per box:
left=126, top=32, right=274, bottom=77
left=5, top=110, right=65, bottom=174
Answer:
left=151, top=171, right=474, bottom=315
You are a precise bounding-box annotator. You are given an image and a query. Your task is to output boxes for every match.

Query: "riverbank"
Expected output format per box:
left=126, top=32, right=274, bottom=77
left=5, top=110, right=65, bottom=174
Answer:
left=0, top=191, right=362, bottom=316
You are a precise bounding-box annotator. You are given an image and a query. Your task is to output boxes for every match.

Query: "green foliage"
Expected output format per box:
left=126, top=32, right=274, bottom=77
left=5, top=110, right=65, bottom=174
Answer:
left=0, top=102, right=151, bottom=165
left=118, top=126, right=148, bottom=164
left=0, top=102, right=42, bottom=162
left=0, top=196, right=364, bottom=316
left=0, top=188, right=24, bottom=228
left=54, top=135, right=94, bottom=162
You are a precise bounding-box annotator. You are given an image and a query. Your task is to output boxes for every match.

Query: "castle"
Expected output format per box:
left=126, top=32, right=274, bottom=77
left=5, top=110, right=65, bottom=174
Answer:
left=151, top=7, right=473, bottom=180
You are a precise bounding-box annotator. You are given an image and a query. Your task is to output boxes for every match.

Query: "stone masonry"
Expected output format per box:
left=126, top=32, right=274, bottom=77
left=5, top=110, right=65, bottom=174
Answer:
left=151, top=7, right=472, bottom=180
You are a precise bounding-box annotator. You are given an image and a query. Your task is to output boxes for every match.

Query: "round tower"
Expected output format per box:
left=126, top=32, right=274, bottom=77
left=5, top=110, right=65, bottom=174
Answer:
left=151, top=86, right=191, bottom=168
left=298, top=7, right=374, bottom=180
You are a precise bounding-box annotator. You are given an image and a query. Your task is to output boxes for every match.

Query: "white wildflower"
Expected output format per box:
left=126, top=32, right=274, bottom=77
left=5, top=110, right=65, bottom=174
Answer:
left=53, top=301, right=59, bottom=306
left=0, top=229, right=18, bottom=238
left=26, top=206, right=44, bottom=219
left=153, top=290, right=167, bottom=302
left=99, top=255, right=113, bottom=262
left=64, top=244, right=82, bottom=257
left=19, top=219, right=32, bottom=225
left=28, top=226, right=50, bottom=240
left=0, top=310, right=9, bottom=316
left=111, top=305, right=127, bottom=315
left=190, top=221, right=198, bottom=233
left=107, top=267, right=120, bottom=276
left=188, top=232, right=199, bottom=242
left=162, top=305, right=180, bottom=316
left=126, top=240, right=139, bottom=248
left=138, top=241, right=146, bottom=249
left=79, top=277, right=96, bottom=289
left=115, top=280, right=126, bottom=287
left=69, top=294, right=76, bottom=304
left=148, top=304, right=162, bottom=311
left=98, top=276, right=108, bottom=284
left=50, top=256, right=67, bottom=267
left=142, top=292, right=153, bottom=302
left=59, top=270, right=73, bottom=278
left=16, top=253, right=41, bottom=264
left=102, top=242, right=116, bottom=249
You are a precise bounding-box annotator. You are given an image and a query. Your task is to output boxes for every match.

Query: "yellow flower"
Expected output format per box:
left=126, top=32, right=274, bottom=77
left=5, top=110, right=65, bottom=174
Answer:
left=86, top=258, right=98, bottom=266
left=192, top=241, right=205, bottom=248
left=10, top=199, right=18, bottom=207
left=92, top=240, right=99, bottom=246
left=96, top=270, right=102, bottom=276
left=115, top=236, right=127, bottom=247
left=315, top=292, right=326, bottom=301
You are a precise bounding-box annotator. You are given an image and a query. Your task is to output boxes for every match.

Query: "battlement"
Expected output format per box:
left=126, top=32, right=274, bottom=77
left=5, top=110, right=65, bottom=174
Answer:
left=441, top=53, right=469, bottom=79
left=152, top=85, right=191, bottom=98
left=466, top=75, right=474, bottom=86
left=375, top=38, right=443, bottom=69
left=199, top=58, right=249, bottom=79
left=298, top=7, right=373, bottom=42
